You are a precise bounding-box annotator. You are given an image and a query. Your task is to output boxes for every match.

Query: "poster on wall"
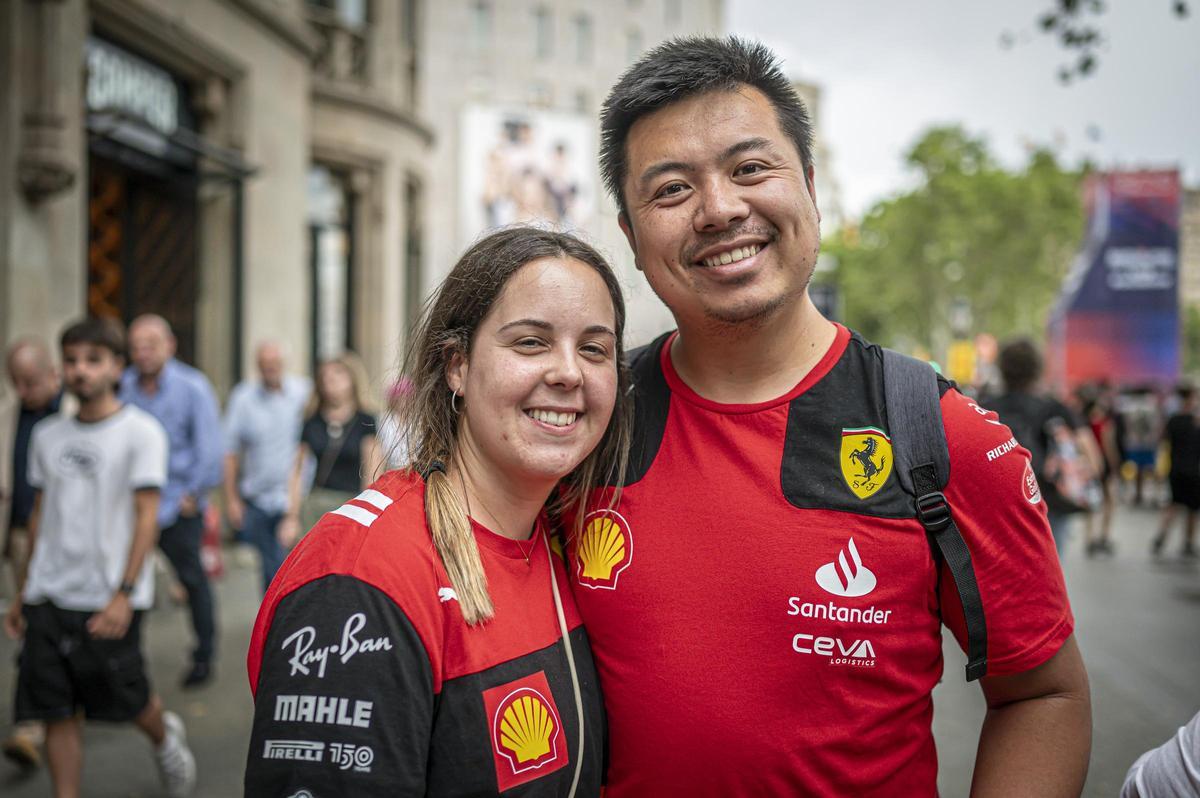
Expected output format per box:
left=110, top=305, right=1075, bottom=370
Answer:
left=459, top=106, right=596, bottom=245
left=1046, top=170, right=1181, bottom=390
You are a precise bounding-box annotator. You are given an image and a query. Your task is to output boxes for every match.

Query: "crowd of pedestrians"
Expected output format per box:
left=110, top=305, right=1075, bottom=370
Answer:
left=0, top=312, right=391, bottom=797
left=2, top=319, right=194, bottom=797
left=974, top=339, right=1200, bottom=561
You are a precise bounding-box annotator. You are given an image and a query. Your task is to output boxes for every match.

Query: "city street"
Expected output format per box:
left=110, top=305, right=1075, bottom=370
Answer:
left=1, top=501, right=1197, bottom=797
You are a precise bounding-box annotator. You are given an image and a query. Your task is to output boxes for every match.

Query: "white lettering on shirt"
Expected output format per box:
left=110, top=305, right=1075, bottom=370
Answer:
left=281, top=613, right=393, bottom=679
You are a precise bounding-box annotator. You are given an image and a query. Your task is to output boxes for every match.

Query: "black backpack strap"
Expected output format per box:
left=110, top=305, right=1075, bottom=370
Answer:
left=624, top=332, right=674, bottom=487
left=883, top=349, right=989, bottom=682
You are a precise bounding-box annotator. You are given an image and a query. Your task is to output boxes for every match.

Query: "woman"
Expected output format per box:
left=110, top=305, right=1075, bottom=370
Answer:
left=244, top=227, right=631, bottom=797
left=279, top=351, right=383, bottom=546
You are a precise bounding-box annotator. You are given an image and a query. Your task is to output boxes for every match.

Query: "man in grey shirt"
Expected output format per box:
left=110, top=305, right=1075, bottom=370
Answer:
left=222, top=342, right=310, bottom=592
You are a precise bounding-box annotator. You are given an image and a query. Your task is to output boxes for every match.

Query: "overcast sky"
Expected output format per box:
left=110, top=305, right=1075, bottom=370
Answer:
left=726, top=1, right=1200, bottom=221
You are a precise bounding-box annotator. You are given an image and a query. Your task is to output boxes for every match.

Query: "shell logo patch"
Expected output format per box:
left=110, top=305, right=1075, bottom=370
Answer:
left=482, top=671, right=567, bottom=791
left=840, top=427, right=894, bottom=500
left=575, top=509, right=633, bottom=590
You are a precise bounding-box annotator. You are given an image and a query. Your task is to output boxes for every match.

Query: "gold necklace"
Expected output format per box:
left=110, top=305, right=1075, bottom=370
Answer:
left=458, top=469, right=535, bottom=567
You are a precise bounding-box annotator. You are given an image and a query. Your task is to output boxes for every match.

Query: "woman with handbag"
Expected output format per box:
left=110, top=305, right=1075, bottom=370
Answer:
left=245, top=226, right=630, bottom=796
left=279, top=351, right=382, bottom=546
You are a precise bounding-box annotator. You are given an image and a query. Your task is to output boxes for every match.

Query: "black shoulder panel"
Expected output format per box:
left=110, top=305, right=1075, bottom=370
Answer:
left=245, top=575, right=434, bottom=796
left=620, top=332, right=674, bottom=487
left=780, top=332, right=915, bottom=519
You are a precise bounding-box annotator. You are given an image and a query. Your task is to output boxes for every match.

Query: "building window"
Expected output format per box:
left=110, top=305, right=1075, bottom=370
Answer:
left=573, top=89, right=589, bottom=113
left=470, top=0, right=491, bottom=53
left=401, top=0, right=418, bottom=46
left=400, top=0, right=419, bottom=106
left=626, top=28, right=643, bottom=63
left=308, top=0, right=369, bottom=29
left=403, top=173, right=423, bottom=338
left=534, top=7, right=553, bottom=59
left=307, top=165, right=355, bottom=366
left=574, top=14, right=592, bottom=65
left=307, top=0, right=371, bottom=81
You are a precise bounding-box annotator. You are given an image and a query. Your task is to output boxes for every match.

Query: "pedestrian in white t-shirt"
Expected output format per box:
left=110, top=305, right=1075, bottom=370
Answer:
left=2, top=318, right=196, bottom=798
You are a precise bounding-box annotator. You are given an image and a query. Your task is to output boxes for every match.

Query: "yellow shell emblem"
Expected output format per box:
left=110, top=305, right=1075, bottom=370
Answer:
left=497, top=691, right=556, bottom=767
left=840, top=427, right=893, bottom=500
left=576, top=510, right=633, bottom=589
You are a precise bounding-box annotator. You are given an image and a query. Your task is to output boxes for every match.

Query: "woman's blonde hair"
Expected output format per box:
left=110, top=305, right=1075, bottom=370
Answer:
left=400, top=227, right=632, bottom=624
left=305, top=350, right=376, bottom=420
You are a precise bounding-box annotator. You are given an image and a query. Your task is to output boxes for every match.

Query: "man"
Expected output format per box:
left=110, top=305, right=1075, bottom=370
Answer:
left=1, top=339, right=70, bottom=769
left=987, top=338, right=1101, bottom=554
left=2, top=318, right=195, bottom=797
left=223, top=341, right=310, bottom=592
left=120, top=315, right=222, bottom=687
left=1153, top=384, right=1200, bottom=558
left=566, top=37, right=1091, bottom=796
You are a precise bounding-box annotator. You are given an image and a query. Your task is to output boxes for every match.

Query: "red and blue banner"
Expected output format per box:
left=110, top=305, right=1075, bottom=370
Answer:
left=1047, top=170, right=1181, bottom=390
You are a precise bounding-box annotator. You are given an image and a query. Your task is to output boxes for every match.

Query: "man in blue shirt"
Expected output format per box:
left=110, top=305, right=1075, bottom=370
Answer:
left=120, top=315, right=222, bottom=688
left=222, top=341, right=310, bottom=592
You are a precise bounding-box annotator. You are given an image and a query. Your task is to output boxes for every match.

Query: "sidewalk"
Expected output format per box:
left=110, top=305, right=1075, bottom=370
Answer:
left=934, top=502, right=1200, bottom=796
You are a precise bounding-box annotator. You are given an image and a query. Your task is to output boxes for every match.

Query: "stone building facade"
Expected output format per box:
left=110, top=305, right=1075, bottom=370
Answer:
left=1, top=0, right=430, bottom=394
left=4, top=1, right=847, bottom=391
left=419, top=0, right=725, bottom=346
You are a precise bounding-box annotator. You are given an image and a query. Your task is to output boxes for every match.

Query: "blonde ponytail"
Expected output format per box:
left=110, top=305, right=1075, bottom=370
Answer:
left=424, top=468, right=494, bottom=625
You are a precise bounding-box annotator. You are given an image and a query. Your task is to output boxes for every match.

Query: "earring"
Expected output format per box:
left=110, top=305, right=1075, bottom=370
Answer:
left=451, top=390, right=461, bottom=414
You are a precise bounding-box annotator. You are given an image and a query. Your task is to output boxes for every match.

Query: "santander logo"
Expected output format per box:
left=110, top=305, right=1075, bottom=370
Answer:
left=815, top=538, right=877, bottom=598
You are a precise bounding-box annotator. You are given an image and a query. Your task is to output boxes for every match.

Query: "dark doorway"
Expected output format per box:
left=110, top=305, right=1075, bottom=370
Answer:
left=87, top=155, right=199, bottom=363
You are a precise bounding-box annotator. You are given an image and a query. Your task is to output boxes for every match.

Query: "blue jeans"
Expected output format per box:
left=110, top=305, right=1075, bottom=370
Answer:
left=242, top=500, right=286, bottom=594
left=158, top=513, right=217, bottom=664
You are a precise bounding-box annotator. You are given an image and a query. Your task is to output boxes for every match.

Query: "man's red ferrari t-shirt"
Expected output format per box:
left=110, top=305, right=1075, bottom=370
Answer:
left=567, top=325, right=1073, bottom=796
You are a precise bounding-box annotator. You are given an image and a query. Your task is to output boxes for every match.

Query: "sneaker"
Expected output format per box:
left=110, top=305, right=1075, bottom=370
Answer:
left=2, top=731, right=41, bottom=770
left=1183, top=544, right=1198, bottom=559
left=155, top=711, right=196, bottom=797
left=1151, top=535, right=1165, bottom=556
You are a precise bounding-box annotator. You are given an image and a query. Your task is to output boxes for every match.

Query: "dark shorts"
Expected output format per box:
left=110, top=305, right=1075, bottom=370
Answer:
left=14, top=602, right=150, bottom=723
left=1169, top=473, right=1200, bottom=510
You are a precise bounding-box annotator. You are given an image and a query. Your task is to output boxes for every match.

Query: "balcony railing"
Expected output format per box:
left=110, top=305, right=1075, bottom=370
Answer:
left=307, top=5, right=370, bottom=85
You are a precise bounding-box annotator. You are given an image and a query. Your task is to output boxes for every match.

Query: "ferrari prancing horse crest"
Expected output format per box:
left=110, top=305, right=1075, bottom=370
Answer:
left=840, top=427, right=893, bottom=500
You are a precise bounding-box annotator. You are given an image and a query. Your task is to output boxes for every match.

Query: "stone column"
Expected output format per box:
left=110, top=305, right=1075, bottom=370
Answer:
left=17, top=0, right=77, bottom=202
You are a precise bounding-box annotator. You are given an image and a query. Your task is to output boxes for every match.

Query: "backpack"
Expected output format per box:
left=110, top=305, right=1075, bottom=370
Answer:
left=626, top=336, right=989, bottom=682
left=986, top=393, right=1099, bottom=515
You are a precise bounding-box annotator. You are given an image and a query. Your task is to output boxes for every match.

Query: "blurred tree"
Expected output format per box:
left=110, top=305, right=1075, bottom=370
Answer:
left=1000, top=1, right=1191, bottom=83
left=823, top=126, right=1085, bottom=353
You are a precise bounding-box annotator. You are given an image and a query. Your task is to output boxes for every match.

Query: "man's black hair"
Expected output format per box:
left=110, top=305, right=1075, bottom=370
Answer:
left=60, top=317, right=126, bottom=359
left=599, top=35, right=815, bottom=218
left=997, top=338, right=1043, bottom=394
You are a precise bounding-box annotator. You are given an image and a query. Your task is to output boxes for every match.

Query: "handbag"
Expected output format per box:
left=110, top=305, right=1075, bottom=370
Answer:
left=299, top=420, right=357, bottom=536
